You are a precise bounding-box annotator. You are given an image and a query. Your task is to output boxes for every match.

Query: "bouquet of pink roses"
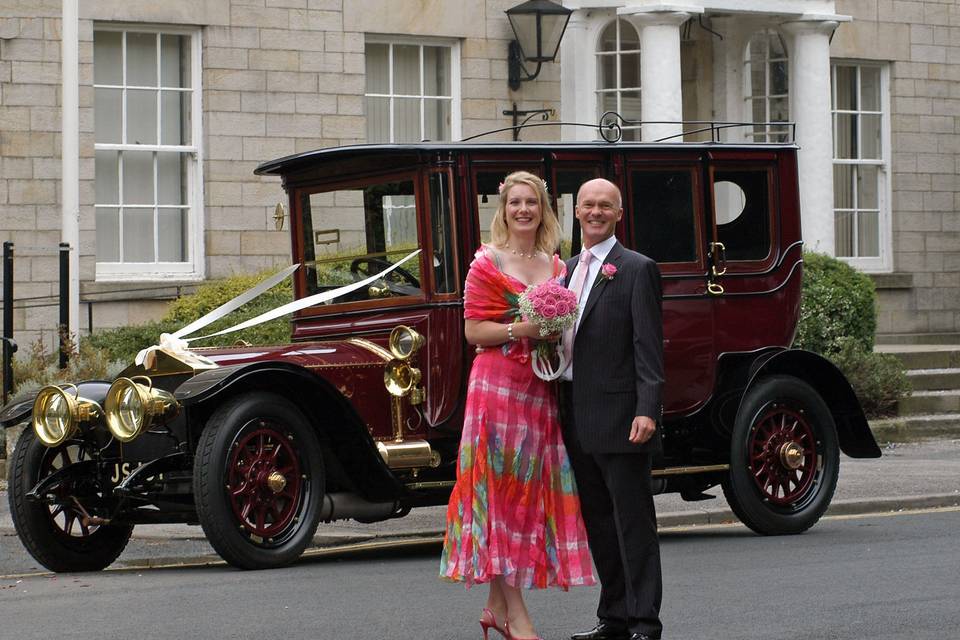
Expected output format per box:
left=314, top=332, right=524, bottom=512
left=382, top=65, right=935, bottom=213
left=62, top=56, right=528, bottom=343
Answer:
left=517, top=279, right=579, bottom=380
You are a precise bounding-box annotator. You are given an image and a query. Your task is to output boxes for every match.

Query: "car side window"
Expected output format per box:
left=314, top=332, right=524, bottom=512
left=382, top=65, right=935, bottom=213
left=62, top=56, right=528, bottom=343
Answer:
left=630, top=169, right=698, bottom=264
left=713, top=169, right=772, bottom=262
left=429, top=172, right=456, bottom=294
left=300, top=178, right=423, bottom=303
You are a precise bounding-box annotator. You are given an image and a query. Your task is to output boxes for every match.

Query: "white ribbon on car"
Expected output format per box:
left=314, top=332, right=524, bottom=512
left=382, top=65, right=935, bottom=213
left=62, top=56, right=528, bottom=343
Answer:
left=134, top=250, right=422, bottom=366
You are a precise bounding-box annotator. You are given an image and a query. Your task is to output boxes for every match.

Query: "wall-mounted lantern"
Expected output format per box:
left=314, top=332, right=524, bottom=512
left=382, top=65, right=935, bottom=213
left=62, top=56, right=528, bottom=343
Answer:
left=505, top=0, right=572, bottom=91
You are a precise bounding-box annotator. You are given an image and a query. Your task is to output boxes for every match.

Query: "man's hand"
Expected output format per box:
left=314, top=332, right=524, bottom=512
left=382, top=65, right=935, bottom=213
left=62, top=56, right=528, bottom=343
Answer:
left=628, top=415, right=656, bottom=444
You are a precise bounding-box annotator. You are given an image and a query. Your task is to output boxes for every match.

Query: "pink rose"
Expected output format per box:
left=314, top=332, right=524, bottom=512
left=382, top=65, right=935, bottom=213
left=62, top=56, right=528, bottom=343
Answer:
left=601, top=263, right=617, bottom=280
left=540, top=303, right=558, bottom=318
left=555, top=300, right=571, bottom=316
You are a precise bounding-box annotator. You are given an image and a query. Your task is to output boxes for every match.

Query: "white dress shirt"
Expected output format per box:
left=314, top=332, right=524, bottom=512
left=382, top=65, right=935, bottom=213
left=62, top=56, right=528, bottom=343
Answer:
left=561, top=234, right=618, bottom=381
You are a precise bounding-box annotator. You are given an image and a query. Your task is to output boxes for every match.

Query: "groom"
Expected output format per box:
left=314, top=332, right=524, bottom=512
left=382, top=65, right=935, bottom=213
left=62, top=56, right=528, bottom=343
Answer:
left=559, top=178, right=665, bottom=640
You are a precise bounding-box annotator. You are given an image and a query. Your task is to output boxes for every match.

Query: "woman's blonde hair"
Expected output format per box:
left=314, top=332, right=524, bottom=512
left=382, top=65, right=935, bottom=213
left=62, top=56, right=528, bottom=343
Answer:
left=490, top=171, right=561, bottom=254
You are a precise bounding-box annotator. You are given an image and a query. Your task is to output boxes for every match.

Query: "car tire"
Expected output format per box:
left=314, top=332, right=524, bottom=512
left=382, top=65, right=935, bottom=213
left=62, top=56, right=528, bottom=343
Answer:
left=194, top=392, right=324, bottom=570
left=8, top=427, right=133, bottom=572
left=722, top=375, right=839, bottom=535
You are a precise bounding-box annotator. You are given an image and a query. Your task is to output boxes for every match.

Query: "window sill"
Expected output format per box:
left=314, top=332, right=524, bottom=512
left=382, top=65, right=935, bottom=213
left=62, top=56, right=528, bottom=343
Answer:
left=868, top=272, right=912, bottom=290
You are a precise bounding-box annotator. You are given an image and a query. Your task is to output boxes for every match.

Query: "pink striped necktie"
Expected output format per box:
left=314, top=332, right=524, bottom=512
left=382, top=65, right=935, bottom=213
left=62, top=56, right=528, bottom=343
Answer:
left=562, top=250, right=594, bottom=369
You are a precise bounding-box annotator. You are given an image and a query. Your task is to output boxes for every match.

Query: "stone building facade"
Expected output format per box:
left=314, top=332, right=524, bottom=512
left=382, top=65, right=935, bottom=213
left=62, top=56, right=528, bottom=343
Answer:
left=0, top=0, right=957, bottom=350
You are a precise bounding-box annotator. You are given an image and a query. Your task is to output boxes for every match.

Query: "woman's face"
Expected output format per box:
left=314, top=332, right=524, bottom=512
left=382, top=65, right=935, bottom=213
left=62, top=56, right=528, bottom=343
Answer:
left=503, top=182, right=542, bottom=236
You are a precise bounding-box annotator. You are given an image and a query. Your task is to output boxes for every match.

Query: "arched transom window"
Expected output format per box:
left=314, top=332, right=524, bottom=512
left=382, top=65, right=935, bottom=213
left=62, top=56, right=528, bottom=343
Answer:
left=744, top=29, right=789, bottom=142
left=596, top=19, right=641, bottom=141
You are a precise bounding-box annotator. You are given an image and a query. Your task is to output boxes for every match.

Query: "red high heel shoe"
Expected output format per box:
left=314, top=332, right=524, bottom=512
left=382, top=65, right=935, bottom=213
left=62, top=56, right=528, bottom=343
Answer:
left=504, top=620, right=545, bottom=640
left=480, top=608, right=507, bottom=640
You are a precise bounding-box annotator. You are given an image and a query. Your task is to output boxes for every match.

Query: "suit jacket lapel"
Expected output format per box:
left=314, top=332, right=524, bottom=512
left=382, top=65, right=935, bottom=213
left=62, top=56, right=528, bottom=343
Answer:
left=579, top=241, right=623, bottom=327
left=564, top=256, right=577, bottom=287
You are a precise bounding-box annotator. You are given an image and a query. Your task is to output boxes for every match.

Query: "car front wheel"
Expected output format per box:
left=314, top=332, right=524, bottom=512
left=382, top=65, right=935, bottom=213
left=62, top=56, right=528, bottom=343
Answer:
left=194, top=392, right=324, bottom=570
left=8, top=427, right=133, bottom=572
left=722, top=375, right=839, bottom=535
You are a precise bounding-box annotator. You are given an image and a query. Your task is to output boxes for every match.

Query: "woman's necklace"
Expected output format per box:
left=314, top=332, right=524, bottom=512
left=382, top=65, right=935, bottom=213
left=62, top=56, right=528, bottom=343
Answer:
left=504, top=242, right=537, bottom=260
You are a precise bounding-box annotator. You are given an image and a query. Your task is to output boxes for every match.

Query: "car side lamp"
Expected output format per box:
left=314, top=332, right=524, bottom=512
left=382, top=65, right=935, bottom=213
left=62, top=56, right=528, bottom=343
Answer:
left=32, top=384, right=102, bottom=447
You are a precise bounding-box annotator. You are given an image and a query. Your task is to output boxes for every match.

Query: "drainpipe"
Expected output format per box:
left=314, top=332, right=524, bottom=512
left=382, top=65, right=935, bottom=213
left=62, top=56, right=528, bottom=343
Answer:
left=61, top=0, right=80, bottom=343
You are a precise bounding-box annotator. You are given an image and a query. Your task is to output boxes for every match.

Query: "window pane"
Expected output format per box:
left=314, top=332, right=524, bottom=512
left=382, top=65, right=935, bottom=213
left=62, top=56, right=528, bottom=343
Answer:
left=769, top=97, right=788, bottom=122
left=160, top=34, right=189, bottom=88
left=770, top=60, right=788, bottom=95
left=366, top=96, right=390, bottom=142
left=861, top=114, right=881, bottom=159
left=157, top=152, right=185, bottom=205
left=834, top=66, right=856, bottom=110
left=161, top=91, right=188, bottom=145
left=752, top=98, right=766, bottom=123
left=834, top=113, right=856, bottom=159
left=858, top=165, right=879, bottom=209
left=158, top=208, right=187, bottom=262
left=394, top=97, right=420, bottom=143
left=123, top=151, right=154, bottom=205
left=861, top=66, right=880, bottom=111
left=619, top=20, right=640, bottom=49
left=365, top=43, right=389, bottom=93
left=423, top=46, right=450, bottom=96
left=621, top=52, right=640, bottom=89
left=750, top=62, right=766, bottom=97
left=429, top=173, right=455, bottom=293
left=632, top=170, right=697, bottom=263
left=835, top=210, right=854, bottom=257
left=93, top=31, right=122, bottom=85
left=127, top=89, right=158, bottom=144
left=96, top=208, right=120, bottom=262
left=598, top=21, right=618, bottom=52
left=769, top=31, right=785, bottom=57
left=126, top=32, right=158, bottom=86
left=393, top=44, right=420, bottom=95
left=95, top=150, right=119, bottom=204
left=833, top=165, right=854, bottom=209
left=714, top=169, right=771, bottom=261
left=423, top=99, right=450, bottom=141
left=302, top=180, right=421, bottom=301
left=95, top=88, right=122, bottom=144
left=620, top=90, right=641, bottom=120
left=123, top=208, right=155, bottom=262
left=599, top=54, right=617, bottom=90
left=857, top=211, right=879, bottom=257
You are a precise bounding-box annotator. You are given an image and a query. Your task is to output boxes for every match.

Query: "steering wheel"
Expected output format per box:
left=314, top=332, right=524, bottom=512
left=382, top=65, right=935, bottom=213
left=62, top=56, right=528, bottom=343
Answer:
left=350, top=257, right=420, bottom=289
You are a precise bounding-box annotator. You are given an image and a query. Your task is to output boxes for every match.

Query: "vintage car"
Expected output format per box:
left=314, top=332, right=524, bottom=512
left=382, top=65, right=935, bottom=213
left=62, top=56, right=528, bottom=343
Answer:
left=2, top=129, right=881, bottom=572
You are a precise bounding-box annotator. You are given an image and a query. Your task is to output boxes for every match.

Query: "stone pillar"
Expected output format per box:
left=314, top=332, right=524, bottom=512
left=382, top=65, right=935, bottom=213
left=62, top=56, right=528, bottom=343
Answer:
left=710, top=16, right=747, bottom=143
left=560, top=11, right=596, bottom=142
left=627, top=10, right=692, bottom=142
left=782, top=19, right=839, bottom=256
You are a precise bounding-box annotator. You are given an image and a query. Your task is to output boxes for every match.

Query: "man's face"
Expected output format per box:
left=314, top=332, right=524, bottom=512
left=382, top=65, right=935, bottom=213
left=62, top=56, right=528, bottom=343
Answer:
left=576, top=180, right=623, bottom=248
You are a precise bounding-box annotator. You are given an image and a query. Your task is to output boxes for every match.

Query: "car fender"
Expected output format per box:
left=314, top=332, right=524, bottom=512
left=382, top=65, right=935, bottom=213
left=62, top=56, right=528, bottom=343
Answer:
left=741, top=349, right=881, bottom=459
left=175, top=362, right=402, bottom=501
left=0, top=381, right=113, bottom=429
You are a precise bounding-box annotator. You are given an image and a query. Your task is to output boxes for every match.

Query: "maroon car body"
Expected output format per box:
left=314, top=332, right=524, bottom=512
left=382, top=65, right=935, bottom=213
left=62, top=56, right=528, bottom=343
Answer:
left=3, top=140, right=880, bottom=572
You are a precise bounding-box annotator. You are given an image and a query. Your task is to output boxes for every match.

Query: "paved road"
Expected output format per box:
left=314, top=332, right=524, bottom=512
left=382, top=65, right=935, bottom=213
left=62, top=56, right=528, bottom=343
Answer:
left=1, top=508, right=957, bottom=640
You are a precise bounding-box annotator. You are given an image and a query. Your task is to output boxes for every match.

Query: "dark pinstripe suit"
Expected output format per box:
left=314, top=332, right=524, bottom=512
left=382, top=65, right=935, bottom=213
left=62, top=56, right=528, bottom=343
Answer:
left=561, top=240, right=665, bottom=638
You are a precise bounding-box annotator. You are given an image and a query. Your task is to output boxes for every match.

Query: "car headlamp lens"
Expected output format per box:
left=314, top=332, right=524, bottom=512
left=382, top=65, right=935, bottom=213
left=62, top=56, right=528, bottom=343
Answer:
left=32, top=385, right=100, bottom=447
left=105, top=377, right=179, bottom=443
left=388, top=325, right=424, bottom=360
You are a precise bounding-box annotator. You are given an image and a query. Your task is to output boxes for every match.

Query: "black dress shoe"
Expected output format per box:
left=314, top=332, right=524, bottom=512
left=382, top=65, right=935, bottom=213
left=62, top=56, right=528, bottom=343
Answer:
left=629, top=633, right=656, bottom=640
left=570, top=621, right=630, bottom=640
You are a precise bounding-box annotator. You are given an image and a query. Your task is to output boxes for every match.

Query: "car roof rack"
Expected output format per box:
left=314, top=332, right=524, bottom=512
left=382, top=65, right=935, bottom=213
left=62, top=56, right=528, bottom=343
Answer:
left=462, top=110, right=796, bottom=144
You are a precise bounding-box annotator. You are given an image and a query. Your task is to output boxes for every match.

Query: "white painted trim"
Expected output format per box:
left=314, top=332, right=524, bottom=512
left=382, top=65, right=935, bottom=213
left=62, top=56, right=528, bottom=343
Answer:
left=62, top=0, right=80, bottom=338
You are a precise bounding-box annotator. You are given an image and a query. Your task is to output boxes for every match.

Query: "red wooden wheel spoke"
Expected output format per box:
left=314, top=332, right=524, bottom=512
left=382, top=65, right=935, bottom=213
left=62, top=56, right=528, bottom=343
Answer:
left=748, top=405, right=819, bottom=506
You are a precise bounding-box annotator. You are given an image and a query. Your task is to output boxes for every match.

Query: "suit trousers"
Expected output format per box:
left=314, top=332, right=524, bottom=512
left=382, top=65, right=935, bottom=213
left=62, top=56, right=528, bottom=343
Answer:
left=560, top=384, right=663, bottom=638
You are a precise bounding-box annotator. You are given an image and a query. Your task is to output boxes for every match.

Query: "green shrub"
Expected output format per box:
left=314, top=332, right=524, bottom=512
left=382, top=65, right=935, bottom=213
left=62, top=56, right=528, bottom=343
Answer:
left=830, top=338, right=911, bottom=418
left=795, top=251, right=910, bottom=418
left=85, top=319, right=181, bottom=363
left=795, top=251, right=876, bottom=354
left=9, top=333, right=127, bottom=396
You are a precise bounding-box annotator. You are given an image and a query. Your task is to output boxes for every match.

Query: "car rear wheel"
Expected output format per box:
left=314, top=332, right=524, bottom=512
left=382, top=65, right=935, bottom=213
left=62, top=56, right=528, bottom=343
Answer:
left=8, top=427, right=133, bottom=572
left=722, top=375, right=839, bottom=535
left=194, top=392, right=324, bottom=570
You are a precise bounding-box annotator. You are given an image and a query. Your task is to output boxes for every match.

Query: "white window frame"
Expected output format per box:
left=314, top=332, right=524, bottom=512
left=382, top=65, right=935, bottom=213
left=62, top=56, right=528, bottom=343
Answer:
left=93, top=24, right=204, bottom=281
left=364, top=35, right=461, bottom=142
left=743, top=29, right=790, bottom=143
left=595, top=18, right=642, bottom=141
left=831, top=61, right=891, bottom=272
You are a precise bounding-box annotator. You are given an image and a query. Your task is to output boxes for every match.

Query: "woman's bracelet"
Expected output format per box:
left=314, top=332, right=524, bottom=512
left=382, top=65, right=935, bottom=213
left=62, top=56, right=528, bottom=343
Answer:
left=506, top=323, right=516, bottom=342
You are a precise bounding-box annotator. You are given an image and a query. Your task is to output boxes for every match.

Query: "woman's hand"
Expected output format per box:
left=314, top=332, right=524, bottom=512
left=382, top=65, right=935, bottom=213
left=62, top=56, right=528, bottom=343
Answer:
left=512, top=321, right=560, bottom=342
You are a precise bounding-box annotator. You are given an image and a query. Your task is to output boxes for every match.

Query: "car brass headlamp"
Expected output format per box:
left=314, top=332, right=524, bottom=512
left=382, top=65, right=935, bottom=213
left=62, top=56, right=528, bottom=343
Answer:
left=32, top=385, right=102, bottom=447
left=388, top=325, right=424, bottom=360
left=384, top=360, right=422, bottom=398
left=104, top=376, right=179, bottom=442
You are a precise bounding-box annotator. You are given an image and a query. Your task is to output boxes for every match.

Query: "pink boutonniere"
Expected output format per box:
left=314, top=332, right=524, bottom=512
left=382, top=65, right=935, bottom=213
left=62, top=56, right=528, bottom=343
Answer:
left=601, top=263, right=617, bottom=281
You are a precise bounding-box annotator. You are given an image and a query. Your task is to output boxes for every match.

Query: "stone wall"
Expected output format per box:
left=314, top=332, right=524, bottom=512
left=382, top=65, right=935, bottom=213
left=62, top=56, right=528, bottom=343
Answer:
left=833, top=0, right=960, bottom=335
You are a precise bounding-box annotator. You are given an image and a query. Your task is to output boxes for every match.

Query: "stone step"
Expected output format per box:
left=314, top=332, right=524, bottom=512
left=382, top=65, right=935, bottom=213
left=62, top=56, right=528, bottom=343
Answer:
left=874, top=345, right=960, bottom=370
left=898, top=389, right=960, bottom=415
left=907, top=368, right=960, bottom=391
left=876, top=332, right=960, bottom=345
left=870, top=413, right=960, bottom=442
